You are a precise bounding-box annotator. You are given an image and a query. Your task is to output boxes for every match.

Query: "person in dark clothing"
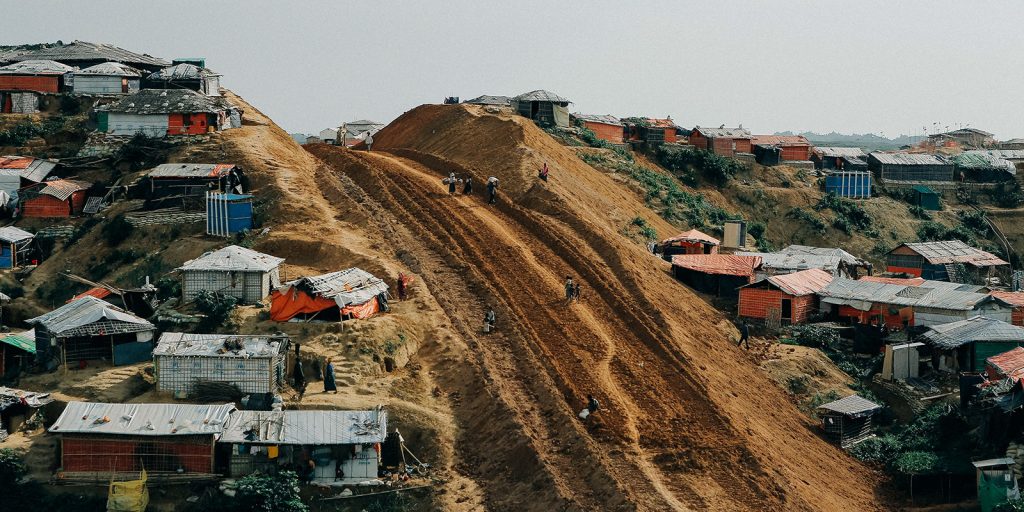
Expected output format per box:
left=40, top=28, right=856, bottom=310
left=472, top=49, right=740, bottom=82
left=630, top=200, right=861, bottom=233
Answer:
left=484, top=306, right=496, bottom=333
left=294, top=359, right=306, bottom=397
left=397, top=272, right=408, bottom=300
left=487, top=177, right=498, bottom=204
left=588, top=394, right=600, bottom=414
left=539, top=162, right=549, bottom=182
left=574, top=283, right=581, bottom=302
left=565, top=276, right=574, bottom=303
left=323, top=359, right=337, bottom=393
left=737, top=320, right=750, bottom=350
left=463, top=176, right=473, bottom=194
left=447, top=172, right=457, bottom=195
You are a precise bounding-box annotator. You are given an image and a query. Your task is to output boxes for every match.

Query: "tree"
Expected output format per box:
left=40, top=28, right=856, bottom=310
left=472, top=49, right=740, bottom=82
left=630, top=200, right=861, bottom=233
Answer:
left=235, top=471, right=308, bottom=512
left=193, top=291, right=238, bottom=330
left=0, top=448, right=27, bottom=485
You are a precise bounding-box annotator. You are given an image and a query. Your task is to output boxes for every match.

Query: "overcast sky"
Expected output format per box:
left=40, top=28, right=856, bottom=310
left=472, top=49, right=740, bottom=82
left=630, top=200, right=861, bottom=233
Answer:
left=5, top=1, right=1023, bottom=139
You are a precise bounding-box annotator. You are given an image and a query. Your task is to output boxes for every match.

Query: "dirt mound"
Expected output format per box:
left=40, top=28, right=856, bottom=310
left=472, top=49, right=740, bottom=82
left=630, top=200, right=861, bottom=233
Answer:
left=307, top=104, right=887, bottom=511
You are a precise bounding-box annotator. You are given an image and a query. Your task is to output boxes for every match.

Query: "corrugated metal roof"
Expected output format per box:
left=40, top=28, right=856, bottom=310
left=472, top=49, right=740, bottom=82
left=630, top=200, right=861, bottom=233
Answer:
left=1, top=157, right=58, bottom=183
left=991, top=291, right=1024, bottom=307
left=3, top=41, right=169, bottom=68
left=750, top=135, right=811, bottom=146
left=0, top=225, right=33, bottom=243
left=340, top=120, right=384, bottom=137
left=778, top=245, right=865, bottom=266
left=661, top=229, right=720, bottom=246
left=737, top=251, right=843, bottom=273
left=49, top=401, right=234, bottom=436
left=869, top=152, right=950, bottom=166
left=95, top=89, right=232, bottom=115
left=646, top=118, right=680, bottom=129
left=0, top=329, right=35, bottom=354
left=818, top=394, right=881, bottom=416
left=464, top=95, right=511, bottom=106
left=859, top=276, right=926, bottom=286
left=36, top=179, right=89, bottom=201
left=819, top=278, right=997, bottom=312
left=987, top=347, right=1024, bottom=381
left=27, top=296, right=153, bottom=337
left=513, top=90, right=570, bottom=103
left=921, top=316, right=1024, bottom=349
left=692, top=126, right=752, bottom=138
left=573, top=113, right=622, bottom=126
left=671, top=254, right=760, bottom=277
left=147, top=63, right=220, bottom=81
left=220, top=409, right=387, bottom=445
left=74, top=62, right=140, bottom=77
left=815, top=147, right=866, bottom=158
left=898, top=240, right=1008, bottom=267
left=148, top=163, right=236, bottom=178
left=179, top=245, right=284, bottom=273
left=281, top=268, right=389, bottom=307
left=0, top=59, right=74, bottom=75
left=154, top=332, right=288, bottom=358
left=747, top=268, right=833, bottom=296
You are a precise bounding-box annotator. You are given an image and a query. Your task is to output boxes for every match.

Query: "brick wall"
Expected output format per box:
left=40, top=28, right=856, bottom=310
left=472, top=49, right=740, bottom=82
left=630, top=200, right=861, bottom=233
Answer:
left=738, top=289, right=818, bottom=323
left=583, top=121, right=623, bottom=144
left=0, top=75, right=59, bottom=93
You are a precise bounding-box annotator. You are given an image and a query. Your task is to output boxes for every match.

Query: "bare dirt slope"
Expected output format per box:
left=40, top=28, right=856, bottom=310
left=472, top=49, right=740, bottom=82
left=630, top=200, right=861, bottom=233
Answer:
left=305, top=104, right=887, bottom=511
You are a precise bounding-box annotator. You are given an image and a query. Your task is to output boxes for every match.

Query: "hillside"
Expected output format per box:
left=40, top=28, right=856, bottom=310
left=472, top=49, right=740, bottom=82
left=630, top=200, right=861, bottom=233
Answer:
left=305, top=104, right=886, bottom=511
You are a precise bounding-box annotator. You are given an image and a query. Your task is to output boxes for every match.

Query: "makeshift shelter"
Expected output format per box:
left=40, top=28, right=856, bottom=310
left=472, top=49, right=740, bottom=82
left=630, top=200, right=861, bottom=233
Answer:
left=738, top=245, right=870, bottom=279
left=973, top=458, right=1020, bottom=512
left=986, top=347, right=1024, bottom=384
left=95, top=89, right=238, bottom=137
left=670, top=254, right=760, bottom=298
left=573, top=114, right=623, bottom=144
left=27, top=296, right=155, bottom=368
left=623, top=117, right=680, bottom=145
left=920, top=316, right=1024, bottom=372
left=0, top=41, right=170, bottom=73
left=0, top=60, right=72, bottom=93
left=339, top=120, right=384, bottom=147
left=154, top=332, right=290, bottom=396
left=812, top=147, right=868, bottom=171
left=270, top=268, right=389, bottom=322
left=218, top=408, right=387, bottom=482
left=928, top=128, right=996, bottom=149
left=20, top=179, right=89, bottom=218
left=147, top=163, right=243, bottom=199
left=0, top=386, right=51, bottom=439
left=953, top=151, right=1017, bottom=182
left=178, top=245, right=283, bottom=304
left=817, top=394, right=882, bottom=448
left=886, top=240, right=1008, bottom=283
left=824, top=171, right=872, bottom=199
left=738, top=268, right=832, bottom=324
left=511, top=90, right=571, bottom=128
left=867, top=152, right=954, bottom=182
left=911, top=185, right=941, bottom=211
left=0, top=226, right=34, bottom=268
left=656, top=229, right=720, bottom=261
left=0, top=156, right=58, bottom=195
left=206, top=192, right=253, bottom=237
left=688, top=126, right=753, bottom=157
left=71, top=62, right=141, bottom=95
left=750, top=135, right=812, bottom=163
left=49, top=401, right=234, bottom=475
left=647, top=118, right=680, bottom=143
left=0, top=330, right=34, bottom=378
left=463, top=95, right=511, bottom=107
left=991, top=291, right=1024, bottom=326
left=144, top=63, right=221, bottom=96
left=881, top=342, right=925, bottom=381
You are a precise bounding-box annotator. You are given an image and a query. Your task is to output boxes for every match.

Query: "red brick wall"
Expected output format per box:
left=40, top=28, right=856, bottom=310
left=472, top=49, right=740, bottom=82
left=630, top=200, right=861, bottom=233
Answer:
left=689, top=131, right=708, bottom=150
left=664, top=128, right=677, bottom=143
left=781, top=146, right=811, bottom=161
left=735, top=139, right=752, bottom=153
left=0, top=75, right=59, bottom=93
left=583, top=121, right=623, bottom=144
left=61, top=435, right=214, bottom=473
left=23, top=195, right=71, bottom=217
left=1012, top=307, right=1024, bottom=327
left=711, top=137, right=735, bottom=157
left=739, top=289, right=817, bottom=324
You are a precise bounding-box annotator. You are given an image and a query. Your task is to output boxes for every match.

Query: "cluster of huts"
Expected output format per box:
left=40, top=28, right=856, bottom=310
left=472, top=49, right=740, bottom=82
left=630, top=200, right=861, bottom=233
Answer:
left=307, top=120, right=384, bottom=147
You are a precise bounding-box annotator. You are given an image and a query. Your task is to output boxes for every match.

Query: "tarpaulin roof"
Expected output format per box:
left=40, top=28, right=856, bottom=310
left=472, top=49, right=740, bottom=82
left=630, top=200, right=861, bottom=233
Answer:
left=743, top=268, right=833, bottom=296
left=464, top=95, right=511, bottom=106
left=953, top=151, right=1017, bottom=174
left=0, top=226, right=34, bottom=243
left=35, top=179, right=89, bottom=201
left=2, top=41, right=169, bottom=68
left=818, top=394, right=881, bottom=417
left=0, top=386, right=50, bottom=410
left=814, top=147, right=867, bottom=158
left=869, top=152, right=950, bottom=166
left=154, top=332, right=288, bottom=358
left=573, top=113, right=622, bottom=126
left=692, top=126, right=752, bottom=138
left=281, top=268, right=389, bottom=307
left=0, top=329, right=35, bottom=354
left=50, top=401, right=234, bottom=436
left=921, top=316, right=1024, bottom=349
left=661, top=229, right=720, bottom=246
left=220, top=408, right=387, bottom=445
left=0, top=59, right=74, bottom=75
left=27, top=296, right=153, bottom=337
left=95, top=88, right=233, bottom=115
left=778, top=245, right=866, bottom=266
left=987, top=347, right=1024, bottom=382
left=991, top=291, right=1024, bottom=307
left=671, top=254, right=760, bottom=277
left=513, top=90, right=570, bottom=103
left=75, top=62, right=140, bottom=77
left=750, top=135, right=811, bottom=146
left=819, top=278, right=1000, bottom=312
left=858, top=275, right=926, bottom=286
left=148, top=163, right=236, bottom=178
left=736, top=251, right=843, bottom=274
left=896, top=240, right=1008, bottom=267
left=147, top=63, right=220, bottom=81
left=67, top=287, right=112, bottom=302
left=179, top=245, right=283, bottom=273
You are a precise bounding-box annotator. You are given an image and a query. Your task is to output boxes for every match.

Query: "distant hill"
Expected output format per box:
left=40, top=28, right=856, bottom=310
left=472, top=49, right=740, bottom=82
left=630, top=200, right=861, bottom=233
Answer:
left=775, top=131, right=925, bottom=151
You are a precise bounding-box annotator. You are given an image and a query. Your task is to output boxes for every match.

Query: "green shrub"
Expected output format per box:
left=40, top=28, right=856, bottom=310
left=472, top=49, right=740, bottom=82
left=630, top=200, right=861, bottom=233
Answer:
left=908, top=205, right=931, bottom=220
left=786, top=375, right=810, bottom=395
left=655, top=145, right=745, bottom=186
left=0, top=448, right=27, bottom=485
left=747, top=221, right=766, bottom=240
left=235, top=471, right=308, bottom=512
left=786, top=207, right=827, bottom=233
left=815, top=193, right=872, bottom=232
left=194, top=291, right=239, bottom=331
left=893, top=451, right=941, bottom=475
left=100, top=215, right=134, bottom=247
left=849, top=435, right=902, bottom=465
left=155, top=276, right=180, bottom=300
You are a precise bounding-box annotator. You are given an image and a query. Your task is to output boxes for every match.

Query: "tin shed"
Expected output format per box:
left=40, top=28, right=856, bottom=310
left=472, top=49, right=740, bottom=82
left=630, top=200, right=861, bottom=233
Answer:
left=912, top=185, right=941, bottom=211
left=147, top=163, right=243, bottom=199
left=512, top=90, right=571, bottom=128
left=818, top=395, right=881, bottom=448
left=738, top=268, right=833, bottom=324
left=206, top=193, right=253, bottom=237
left=657, top=229, right=720, bottom=261
left=670, top=254, right=760, bottom=298
left=20, top=179, right=89, bottom=218
left=154, top=332, right=290, bottom=396
left=920, top=316, right=1024, bottom=372
left=689, top=126, right=753, bottom=157
left=867, top=152, right=954, bottom=182
left=178, top=245, right=283, bottom=304
left=0, top=226, right=34, bottom=268
left=0, top=60, right=72, bottom=93
left=27, top=296, right=155, bottom=367
left=71, top=62, right=141, bottom=95
left=886, top=240, right=1008, bottom=282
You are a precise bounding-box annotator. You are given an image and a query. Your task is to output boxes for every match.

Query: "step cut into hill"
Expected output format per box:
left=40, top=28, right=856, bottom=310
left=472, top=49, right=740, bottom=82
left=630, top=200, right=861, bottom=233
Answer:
left=305, top=104, right=886, bottom=511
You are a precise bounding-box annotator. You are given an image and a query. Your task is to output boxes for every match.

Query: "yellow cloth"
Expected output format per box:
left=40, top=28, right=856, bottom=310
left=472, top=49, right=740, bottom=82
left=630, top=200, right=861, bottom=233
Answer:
left=268, top=446, right=279, bottom=459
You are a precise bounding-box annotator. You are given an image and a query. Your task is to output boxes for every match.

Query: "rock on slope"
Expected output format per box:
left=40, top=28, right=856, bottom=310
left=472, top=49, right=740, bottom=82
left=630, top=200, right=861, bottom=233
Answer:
left=303, top=103, right=886, bottom=511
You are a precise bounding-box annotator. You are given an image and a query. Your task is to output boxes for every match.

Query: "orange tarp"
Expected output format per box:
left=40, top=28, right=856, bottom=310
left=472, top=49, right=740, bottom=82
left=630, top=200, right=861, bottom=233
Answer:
left=270, top=287, right=380, bottom=321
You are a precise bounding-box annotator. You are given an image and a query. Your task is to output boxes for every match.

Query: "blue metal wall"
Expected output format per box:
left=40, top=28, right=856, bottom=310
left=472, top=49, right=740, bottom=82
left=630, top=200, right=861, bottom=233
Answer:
left=825, top=173, right=872, bottom=198
left=0, top=245, right=13, bottom=269
left=207, top=194, right=254, bottom=236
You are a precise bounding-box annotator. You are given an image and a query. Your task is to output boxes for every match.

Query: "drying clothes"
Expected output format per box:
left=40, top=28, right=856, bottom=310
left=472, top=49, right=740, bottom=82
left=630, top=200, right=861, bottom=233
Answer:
left=268, top=446, right=279, bottom=459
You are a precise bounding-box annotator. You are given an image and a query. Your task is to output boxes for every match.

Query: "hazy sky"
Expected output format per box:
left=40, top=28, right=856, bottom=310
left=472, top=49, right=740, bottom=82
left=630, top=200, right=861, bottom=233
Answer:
left=4, top=1, right=1023, bottom=139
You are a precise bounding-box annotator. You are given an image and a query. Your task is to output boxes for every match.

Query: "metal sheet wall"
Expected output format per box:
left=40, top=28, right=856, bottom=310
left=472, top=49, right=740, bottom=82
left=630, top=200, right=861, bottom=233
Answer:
left=106, top=113, right=169, bottom=137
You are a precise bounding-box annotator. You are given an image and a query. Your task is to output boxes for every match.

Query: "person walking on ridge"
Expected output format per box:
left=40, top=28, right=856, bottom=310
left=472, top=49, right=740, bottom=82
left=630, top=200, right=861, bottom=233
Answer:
left=539, top=162, right=549, bottom=182
left=323, top=359, right=337, bottom=394
left=448, top=172, right=457, bottom=195
left=484, top=306, right=496, bottom=333
left=463, top=175, right=473, bottom=194
left=565, top=276, right=575, bottom=304
left=487, top=177, right=498, bottom=204
left=579, top=394, right=600, bottom=421
left=574, top=282, right=581, bottom=303
left=737, top=320, right=750, bottom=350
